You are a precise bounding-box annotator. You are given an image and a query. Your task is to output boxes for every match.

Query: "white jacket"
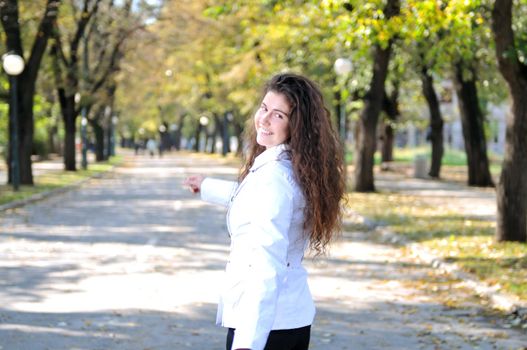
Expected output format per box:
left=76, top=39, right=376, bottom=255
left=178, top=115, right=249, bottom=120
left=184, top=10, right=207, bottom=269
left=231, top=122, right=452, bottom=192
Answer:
left=200, top=144, right=315, bottom=350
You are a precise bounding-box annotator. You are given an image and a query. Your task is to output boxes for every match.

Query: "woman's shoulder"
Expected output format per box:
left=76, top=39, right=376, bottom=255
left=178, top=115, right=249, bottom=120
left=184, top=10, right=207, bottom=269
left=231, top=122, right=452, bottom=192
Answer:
left=256, top=159, right=298, bottom=188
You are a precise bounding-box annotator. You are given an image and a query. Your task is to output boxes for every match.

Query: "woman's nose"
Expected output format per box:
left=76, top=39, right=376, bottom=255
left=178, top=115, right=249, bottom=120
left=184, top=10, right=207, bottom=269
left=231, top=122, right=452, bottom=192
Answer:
left=260, top=111, right=271, bottom=123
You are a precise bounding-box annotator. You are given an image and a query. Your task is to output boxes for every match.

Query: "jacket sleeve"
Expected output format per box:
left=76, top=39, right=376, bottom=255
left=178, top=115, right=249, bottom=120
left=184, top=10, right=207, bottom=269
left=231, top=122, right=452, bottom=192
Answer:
left=200, top=177, right=238, bottom=207
left=231, top=167, right=293, bottom=350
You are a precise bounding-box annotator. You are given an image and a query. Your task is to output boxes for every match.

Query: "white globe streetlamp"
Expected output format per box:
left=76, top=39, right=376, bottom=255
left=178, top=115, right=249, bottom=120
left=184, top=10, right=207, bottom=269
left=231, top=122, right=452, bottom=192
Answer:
left=334, top=58, right=352, bottom=77
left=3, top=52, right=25, bottom=191
left=3, top=53, right=25, bottom=75
left=199, top=116, right=209, bottom=126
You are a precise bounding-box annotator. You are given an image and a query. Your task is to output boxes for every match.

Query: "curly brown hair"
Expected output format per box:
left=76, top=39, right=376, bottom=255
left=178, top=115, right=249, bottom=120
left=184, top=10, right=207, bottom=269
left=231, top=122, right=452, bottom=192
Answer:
left=240, top=73, right=346, bottom=255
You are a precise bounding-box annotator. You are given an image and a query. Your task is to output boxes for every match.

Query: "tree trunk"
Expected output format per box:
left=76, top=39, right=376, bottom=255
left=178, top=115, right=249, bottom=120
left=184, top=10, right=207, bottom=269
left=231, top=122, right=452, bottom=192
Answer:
left=105, top=119, right=111, bottom=160
left=353, top=0, right=399, bottom=192
left=159, top=123, right=169, bottom=154
left=174, top=113, right=185, bottom=150
left=380, top=121, right=394, bottom=165
left=380, top=86, right=399, bottom=169
left=354, top=102, right=379, bottom=192
left=51, top=42, right=79, bottom=171
left=92, top=122, right=105, bottom=161
left=334, top=89, right=342, bottom=133
left=420, top=67, right=444, bottom=178
left=354, top=55, right=390, bottom=192
left=58, top=90, right=77, bottom=171
left=334, top=89, right=347, bottom=142
left=492, top=0, right=527, bottom=242
left=205, top=132, right=211, bottom=153
left=211, top=114, right=221, bottom=154
left=453, top=62, right=494, bottom=187
left=16, top=78, right=33, bottom=185
left=87, top=105, right=105, bottom=162
left=222, top=112, right=231, bottom=156
left=0, top=0, right=62, bottom=185
left=60, top=94, right=79, bottom=170
left=193, top=121, right=201, bottom=152
left=234, top=121, right=244, bottom=156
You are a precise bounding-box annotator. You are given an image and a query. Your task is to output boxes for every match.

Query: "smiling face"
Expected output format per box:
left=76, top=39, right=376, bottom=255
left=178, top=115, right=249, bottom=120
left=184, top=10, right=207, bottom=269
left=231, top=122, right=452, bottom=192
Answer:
left=254, top=91, right=291, bottom=148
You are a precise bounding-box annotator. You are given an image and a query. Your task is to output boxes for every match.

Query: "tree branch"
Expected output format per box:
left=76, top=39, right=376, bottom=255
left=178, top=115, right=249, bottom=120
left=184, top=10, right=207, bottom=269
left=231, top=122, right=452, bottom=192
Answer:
left=491, top=0, right=522, bottom=84
left=71, top=0, right=102, bottom=56
left=26, top=0, right=62, bottom=82
left=0, top=0, right=24, bottom=55
left=90, top=23, right=147, bottom=94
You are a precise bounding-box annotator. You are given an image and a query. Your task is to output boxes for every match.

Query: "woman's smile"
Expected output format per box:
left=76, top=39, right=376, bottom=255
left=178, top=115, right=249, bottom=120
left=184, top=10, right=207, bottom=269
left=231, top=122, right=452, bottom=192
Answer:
left=254, top=91, right=291, bottom=148
left=257, top=127, right=273, bottom=135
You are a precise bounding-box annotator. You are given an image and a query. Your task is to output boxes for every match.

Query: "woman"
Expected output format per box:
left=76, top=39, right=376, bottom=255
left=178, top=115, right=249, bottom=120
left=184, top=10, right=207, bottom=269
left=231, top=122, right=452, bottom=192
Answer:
left=184, top=73, right=345, bottom=350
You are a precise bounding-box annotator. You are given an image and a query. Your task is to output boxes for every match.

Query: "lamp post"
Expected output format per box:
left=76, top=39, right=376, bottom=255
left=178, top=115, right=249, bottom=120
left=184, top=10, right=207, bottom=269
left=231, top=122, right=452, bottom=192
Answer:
left=222, top=112, right=233, bottom=156
left=81, top=114, right=88, bottom=168
left=104, top=106, right=112, bottom=159
left=334, top=58, right=352, bottom=144
left=75, top=92, right=88, bottom=169
left=158, top=123, right=166, bottom=156
left=199, top=116, right=209, bottom=152
left=110, top=115, right=118, bottom=157
left=80, top=32, right=89, bottom=169
left=3, top=53, right=25, bottom=191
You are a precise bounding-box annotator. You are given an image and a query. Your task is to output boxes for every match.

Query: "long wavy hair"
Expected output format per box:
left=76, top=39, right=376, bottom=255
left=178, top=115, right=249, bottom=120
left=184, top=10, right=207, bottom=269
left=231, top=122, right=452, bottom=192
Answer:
left=239, top=73, right=346, bottom=255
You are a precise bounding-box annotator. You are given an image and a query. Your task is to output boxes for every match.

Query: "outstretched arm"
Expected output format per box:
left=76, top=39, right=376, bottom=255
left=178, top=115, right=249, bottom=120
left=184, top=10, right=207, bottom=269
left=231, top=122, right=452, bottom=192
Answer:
left=184, top=176, right=238, bottom=207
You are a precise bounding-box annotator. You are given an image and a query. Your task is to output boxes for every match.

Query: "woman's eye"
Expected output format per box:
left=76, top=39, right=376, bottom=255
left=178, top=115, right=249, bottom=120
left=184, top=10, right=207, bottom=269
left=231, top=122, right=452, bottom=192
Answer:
left=260, top=105, right=267, bottom=111
left=275, top=114, right=283, bottom=119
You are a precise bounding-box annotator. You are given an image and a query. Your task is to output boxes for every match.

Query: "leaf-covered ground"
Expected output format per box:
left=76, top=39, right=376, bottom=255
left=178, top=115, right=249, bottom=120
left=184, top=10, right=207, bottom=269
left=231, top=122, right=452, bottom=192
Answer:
left=346, top=179, right=527, bottom=303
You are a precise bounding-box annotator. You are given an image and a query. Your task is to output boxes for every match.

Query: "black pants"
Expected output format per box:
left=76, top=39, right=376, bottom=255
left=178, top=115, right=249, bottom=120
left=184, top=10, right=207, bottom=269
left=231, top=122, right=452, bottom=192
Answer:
left=226, top=325, right=311, bottom=350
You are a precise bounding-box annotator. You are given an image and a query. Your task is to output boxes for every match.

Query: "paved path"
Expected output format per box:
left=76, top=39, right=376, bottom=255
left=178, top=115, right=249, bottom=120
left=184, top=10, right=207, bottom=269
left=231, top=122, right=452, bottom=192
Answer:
left=0, top=153, right=525, bottom=350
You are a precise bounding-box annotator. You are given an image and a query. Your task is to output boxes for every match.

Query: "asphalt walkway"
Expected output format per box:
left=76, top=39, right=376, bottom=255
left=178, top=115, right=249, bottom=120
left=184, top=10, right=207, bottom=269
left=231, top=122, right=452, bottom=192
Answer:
left=0, top=152, right=525, bottom=350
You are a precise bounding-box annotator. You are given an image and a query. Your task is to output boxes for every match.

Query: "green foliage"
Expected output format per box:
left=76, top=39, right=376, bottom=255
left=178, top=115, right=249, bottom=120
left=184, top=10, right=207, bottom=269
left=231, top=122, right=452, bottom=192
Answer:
left=32, top=94, right=54, bottom=158
left=202, top=4, right=230, bottom=18
left=513, top=0, right=527, bottom=63
left=0, top=103, right=8, bottom=160
left=114, top=0, right=513, bottom=154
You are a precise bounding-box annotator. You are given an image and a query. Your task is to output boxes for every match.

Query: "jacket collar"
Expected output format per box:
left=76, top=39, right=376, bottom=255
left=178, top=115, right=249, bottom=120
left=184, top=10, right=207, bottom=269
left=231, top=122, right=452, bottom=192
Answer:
left=250, top=144, right=290, bottom=172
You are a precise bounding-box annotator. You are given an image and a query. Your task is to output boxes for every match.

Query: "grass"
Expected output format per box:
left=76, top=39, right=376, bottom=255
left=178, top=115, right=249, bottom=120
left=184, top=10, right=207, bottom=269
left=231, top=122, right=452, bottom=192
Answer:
left=0, top=156, right=123, bottom=206
left=345, top=146, right=503, bottom=177
left=346, top=191, right=527, bottom=302
left=384, top=146, right=470, bottom=165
